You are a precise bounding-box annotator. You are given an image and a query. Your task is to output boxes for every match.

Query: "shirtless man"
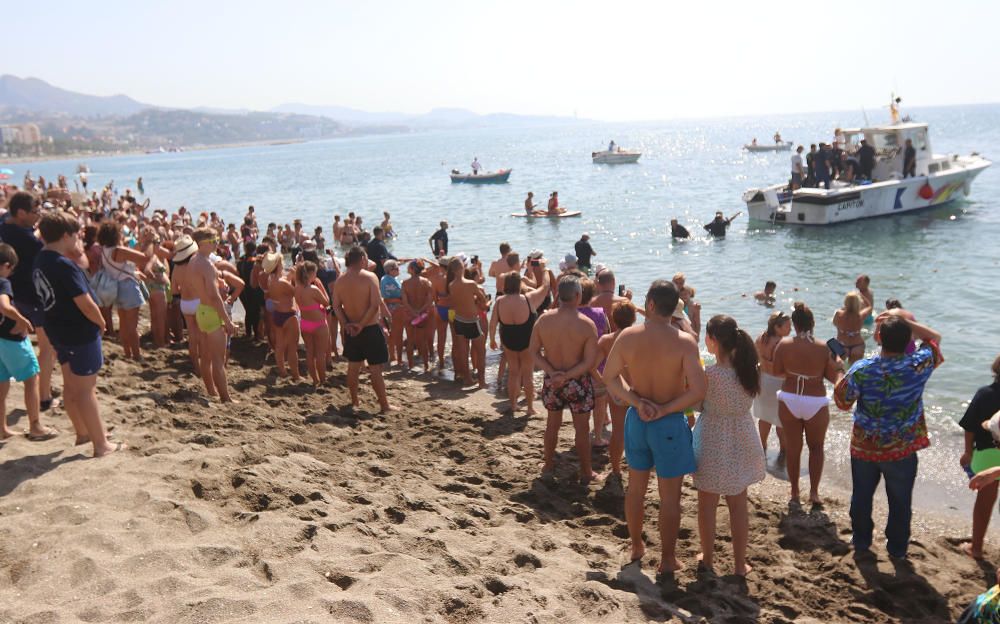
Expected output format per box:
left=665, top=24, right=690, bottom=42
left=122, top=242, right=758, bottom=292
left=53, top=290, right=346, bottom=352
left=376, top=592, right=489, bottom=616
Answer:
left=856, top=274, right=874, bottom=324
left=603, top=280, right=706, bottom=575
left=530, top=276, right=600, bottom=482
left=448, top=257, right=488, bottom=388
left=754, top=281, right=777, bottom=306
left=332, top=246, right=393, bottom=413
left=188, top=228, right=236, bottom=402
left=591, top=270, right=633, bottom=329
left=488, top=242, right=512, bottom=294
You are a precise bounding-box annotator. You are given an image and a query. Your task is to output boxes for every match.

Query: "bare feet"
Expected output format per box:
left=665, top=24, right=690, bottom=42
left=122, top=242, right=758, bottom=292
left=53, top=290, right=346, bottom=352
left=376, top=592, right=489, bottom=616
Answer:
left=961, top=542, right=985, bottom=560
left=580, top=469, right=605, bottom=484
left=0, top=429, right=14, bottom=440
left=94, top=440, right=127, bottom=458
left=735, top=563, right=753, bottom=577
left=630, top=542, right=645, bottom=562
left=809, top=492, right=822, bottom=506
left=657, top=557, right=684, bottom=574
left=379, top=404, right=399, bottom=414
left=696, top=552, right=714, bottom=573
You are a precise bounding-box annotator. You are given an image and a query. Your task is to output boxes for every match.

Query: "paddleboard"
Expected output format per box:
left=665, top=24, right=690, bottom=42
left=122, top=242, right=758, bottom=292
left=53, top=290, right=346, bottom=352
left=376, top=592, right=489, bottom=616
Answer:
left=511, top=211, right=582, bottom=219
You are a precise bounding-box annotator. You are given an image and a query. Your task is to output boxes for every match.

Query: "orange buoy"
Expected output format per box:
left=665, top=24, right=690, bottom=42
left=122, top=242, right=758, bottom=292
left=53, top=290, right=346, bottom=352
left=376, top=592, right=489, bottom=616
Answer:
left=918, top=182, right=934, bottom=200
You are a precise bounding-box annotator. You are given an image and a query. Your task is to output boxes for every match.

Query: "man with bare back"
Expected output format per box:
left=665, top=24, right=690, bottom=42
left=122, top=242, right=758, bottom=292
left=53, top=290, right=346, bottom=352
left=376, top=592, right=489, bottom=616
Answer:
left=189, top=228, right=236, bottom=402
left=487, top=242, right=511, bottom=295
left=448, top=257, right=488, bottom=388
left=529, top=275, right=600, bottom=482
left=332, top=246, right=393, bottom=413
left=603, top=280, right=706, bottom=577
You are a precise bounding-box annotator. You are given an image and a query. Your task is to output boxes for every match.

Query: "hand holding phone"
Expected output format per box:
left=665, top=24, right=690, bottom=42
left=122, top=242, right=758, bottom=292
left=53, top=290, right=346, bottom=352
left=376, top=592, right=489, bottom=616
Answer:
left=826, top=338, right=847, bottom=359
left=618, top=284, right=626, bottom=297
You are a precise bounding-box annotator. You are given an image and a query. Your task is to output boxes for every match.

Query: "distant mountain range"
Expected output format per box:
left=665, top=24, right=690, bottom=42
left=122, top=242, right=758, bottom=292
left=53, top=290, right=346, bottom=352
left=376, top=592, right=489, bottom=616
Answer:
left=0, top=75, right=152, bottom=117
left=0, top=74, right=580, bottom=129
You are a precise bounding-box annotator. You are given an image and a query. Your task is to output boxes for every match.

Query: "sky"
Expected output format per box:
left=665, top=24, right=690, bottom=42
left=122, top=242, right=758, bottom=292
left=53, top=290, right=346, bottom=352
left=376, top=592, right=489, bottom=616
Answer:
left=5, top=0, right=1000, bottom=121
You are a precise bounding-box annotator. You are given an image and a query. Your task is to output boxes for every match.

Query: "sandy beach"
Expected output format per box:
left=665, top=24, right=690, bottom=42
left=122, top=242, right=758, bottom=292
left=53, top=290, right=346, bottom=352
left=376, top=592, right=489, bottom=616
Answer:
left=0, top=334, right=995, bottom=624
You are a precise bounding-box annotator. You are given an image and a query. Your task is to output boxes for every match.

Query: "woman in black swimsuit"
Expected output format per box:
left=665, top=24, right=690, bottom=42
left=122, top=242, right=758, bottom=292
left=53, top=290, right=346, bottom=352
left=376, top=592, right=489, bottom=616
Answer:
left=489, top=269, right=551, bottom=415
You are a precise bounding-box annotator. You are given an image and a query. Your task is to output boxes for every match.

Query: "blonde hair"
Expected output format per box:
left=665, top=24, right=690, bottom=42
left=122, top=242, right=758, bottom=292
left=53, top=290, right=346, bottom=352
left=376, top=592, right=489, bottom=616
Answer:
left=844, top=291, right=862, bottom=315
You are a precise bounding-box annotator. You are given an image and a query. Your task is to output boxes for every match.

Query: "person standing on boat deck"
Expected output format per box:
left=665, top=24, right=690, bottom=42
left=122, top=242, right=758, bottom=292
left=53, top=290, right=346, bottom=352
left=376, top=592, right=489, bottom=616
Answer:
left=858, top=139, right=876, bottom=181
left=670, top=219, right=690, bottom=239
left=609, top=140, right=616, bottom=152
left=834, top=311, right=943, bottom=560
left=703, top=211, right=740, bottom=238
left=574, top=234, right=596, bottom=272
left=471, top=157, right=481, bottom=176
left=814, top=143, right=832, bottom=190
left=774, top=131, right=782, bottom=145
left=903, top=139, right=917, bottom=178
left=791, top=146, right=805, bottom=190
left=829, top=142, right=843, bottom=180
left=805, top=144, right=817, bottom=187
left=429, top=221, right=448, bottom=258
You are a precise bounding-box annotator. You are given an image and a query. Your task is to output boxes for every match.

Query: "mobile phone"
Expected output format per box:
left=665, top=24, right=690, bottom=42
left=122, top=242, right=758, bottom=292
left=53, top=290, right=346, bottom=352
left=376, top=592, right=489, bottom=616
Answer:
left=618, top=284, right=626, bottom=297
left=826, top=338, right=847, bottom=359
left=530, top=259, right=540, bottom=266
left=471, top=255, right=479, bottom=265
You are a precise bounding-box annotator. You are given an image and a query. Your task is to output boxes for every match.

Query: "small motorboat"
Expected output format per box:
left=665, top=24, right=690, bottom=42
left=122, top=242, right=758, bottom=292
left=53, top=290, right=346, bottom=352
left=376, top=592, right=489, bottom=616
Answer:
left=744, top=141, right=793, bottom=153
left=450, top=168, right=512, bottom=184
left=511, top=211, right=582, bottom=219
left=592, top=149, right=641, bottom=164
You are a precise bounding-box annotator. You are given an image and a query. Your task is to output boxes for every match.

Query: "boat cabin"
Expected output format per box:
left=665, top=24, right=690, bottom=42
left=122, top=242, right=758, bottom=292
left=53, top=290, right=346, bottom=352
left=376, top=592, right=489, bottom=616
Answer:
left=839, top=122, right=954, bottom=180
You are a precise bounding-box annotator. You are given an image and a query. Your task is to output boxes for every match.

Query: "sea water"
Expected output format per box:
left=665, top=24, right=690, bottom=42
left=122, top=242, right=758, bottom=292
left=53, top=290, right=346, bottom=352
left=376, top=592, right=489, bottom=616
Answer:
left=15, top=103, right=1000, bottom=516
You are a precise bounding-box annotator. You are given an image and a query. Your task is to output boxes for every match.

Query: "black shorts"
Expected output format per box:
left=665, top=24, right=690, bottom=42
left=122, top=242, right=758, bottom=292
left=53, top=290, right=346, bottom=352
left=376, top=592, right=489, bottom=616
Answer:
left=454, top=317, right=482, bottom=340
left=343, top=324, right=389, bottom=365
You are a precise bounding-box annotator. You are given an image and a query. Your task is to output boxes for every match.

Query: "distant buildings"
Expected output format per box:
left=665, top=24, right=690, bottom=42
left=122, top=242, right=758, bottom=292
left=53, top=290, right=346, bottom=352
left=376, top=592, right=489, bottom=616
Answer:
left=0, top=123, right=42, bottom=145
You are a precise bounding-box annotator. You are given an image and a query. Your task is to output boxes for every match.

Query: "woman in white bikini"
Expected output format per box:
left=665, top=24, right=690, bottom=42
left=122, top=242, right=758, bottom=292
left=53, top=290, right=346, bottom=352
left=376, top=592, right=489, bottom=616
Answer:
left=754, top=310, right=791, bottom=462
left=772, top=302, right=844, bottom=504
left=833, top=291, right=873, bottom=364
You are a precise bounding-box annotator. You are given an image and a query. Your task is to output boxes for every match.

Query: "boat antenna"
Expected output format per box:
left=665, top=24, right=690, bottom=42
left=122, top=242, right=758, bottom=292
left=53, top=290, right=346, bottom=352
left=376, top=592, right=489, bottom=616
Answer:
left=861, top=106, right=870, bottom=127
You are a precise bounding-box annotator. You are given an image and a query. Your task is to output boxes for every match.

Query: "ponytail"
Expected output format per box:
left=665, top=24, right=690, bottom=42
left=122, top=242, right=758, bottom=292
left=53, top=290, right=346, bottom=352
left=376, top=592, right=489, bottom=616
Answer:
left=707, top=315, right=760, bottom=397
left=732, top=328, right=760, bottom=396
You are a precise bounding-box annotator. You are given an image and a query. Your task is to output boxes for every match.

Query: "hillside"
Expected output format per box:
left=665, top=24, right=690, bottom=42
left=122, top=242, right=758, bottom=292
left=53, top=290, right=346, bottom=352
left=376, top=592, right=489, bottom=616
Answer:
left=0, top=75, right=150, bottom=117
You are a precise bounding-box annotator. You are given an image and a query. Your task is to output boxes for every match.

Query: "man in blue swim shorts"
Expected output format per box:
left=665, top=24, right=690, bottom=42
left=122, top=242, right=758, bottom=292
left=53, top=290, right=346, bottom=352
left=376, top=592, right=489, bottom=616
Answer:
left=603, top=280, right=706, bottom=577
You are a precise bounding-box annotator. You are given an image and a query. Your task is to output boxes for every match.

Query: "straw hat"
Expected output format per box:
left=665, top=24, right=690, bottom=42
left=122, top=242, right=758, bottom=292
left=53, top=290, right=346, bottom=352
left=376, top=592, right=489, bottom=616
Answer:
left=261, top=252, right=283, bottom=274
left=173, top=235, right=197, bottom=262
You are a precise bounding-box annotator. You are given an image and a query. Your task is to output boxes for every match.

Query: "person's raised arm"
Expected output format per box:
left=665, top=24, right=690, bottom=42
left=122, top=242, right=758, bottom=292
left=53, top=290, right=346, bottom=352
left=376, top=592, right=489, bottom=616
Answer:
left=728, top=211, right=743, bottom=223
left=113, top=246, right=147, bottom=266
left=526, top=269, right=551, bottom=310
left=824, top=351, right=845, bottom=385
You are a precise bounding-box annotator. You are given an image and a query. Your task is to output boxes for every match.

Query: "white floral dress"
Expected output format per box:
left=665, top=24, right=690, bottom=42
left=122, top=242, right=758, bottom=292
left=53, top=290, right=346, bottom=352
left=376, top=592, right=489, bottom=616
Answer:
left=692, top=365, right=766, bottom=495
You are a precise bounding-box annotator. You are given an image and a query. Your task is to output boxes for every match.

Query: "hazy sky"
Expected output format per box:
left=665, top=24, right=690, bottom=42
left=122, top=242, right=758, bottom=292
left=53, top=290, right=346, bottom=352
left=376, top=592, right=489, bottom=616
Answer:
left=6, top=0, right=1000, bottom=120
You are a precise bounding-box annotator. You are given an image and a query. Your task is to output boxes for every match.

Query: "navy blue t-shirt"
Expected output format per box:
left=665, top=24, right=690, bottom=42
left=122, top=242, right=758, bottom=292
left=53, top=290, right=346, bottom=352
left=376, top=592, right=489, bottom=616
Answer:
left=0, top=221, right=43, bottom=305
left=33, top=249, right=100, bottom=346
left=0, top=277, right=22, bottom=341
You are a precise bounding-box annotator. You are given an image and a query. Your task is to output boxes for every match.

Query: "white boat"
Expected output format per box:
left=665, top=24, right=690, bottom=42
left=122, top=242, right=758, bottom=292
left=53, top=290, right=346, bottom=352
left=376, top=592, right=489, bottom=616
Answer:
left=744, top=141, right=793, bottom=152
left=743, top=121, right=990, bottom=225
left=592, top=149, right=641, bottom=164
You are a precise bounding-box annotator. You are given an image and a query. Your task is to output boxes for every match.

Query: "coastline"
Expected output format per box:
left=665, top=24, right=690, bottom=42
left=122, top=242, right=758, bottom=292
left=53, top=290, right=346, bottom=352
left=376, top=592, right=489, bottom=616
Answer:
left=1, top=138, right=310, bottom=166
left=0, top=335, right=994, bottom=623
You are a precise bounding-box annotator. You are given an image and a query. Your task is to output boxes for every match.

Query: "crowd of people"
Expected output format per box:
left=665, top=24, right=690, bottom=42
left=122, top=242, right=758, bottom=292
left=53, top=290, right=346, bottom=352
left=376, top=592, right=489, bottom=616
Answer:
left=4, top=173, right=1000, bottom=612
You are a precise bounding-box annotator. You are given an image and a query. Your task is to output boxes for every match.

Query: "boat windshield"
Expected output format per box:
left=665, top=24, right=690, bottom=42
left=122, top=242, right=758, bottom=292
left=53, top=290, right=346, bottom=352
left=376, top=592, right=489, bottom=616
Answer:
left=869, top=131, right=900, bottom=151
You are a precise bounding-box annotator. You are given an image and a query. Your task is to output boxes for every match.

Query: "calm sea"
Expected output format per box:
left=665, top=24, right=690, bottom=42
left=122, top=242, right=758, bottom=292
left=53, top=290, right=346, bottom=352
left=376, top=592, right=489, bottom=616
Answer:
left=14, top=103, right=1000, bottom=516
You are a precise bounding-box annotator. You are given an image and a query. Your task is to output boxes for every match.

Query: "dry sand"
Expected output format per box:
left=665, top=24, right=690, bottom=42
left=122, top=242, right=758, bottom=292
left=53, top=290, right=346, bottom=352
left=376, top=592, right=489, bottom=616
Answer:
left=1, top=337, right=997, bottom=623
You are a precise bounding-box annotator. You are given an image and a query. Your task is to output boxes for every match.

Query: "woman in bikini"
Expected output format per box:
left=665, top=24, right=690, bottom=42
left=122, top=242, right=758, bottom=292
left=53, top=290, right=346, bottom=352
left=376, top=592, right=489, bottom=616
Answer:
left=594, top=301, right=637, bottom=479
left=381, top=260, right=408, bottom=368
left=402, top=260, right=435, bottom=372
left=339, top=218, right=357, bottom=246
left=294, top=261, right=330, bottom=386
left=170, top=236, right=201, bottom=374
left=489, top=268, right=551, bottom=415
left=140, top=226, right=171, bottom=348
left=754, top=310, right=791, bottom=462
left=772, top=302, right=844, bottom=504
left=262, top=254, right=300, bottom=380
left=426, top=259, right=452, bottom=371
left=833, top=291, right=873, bottom=364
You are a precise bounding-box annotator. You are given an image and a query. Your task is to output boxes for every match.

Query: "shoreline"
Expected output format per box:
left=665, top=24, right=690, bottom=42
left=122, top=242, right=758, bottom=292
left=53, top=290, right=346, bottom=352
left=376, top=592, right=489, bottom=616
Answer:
left=0, top=138, right=310, bottom=166
left=1, top=334, right=995, bottom=623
